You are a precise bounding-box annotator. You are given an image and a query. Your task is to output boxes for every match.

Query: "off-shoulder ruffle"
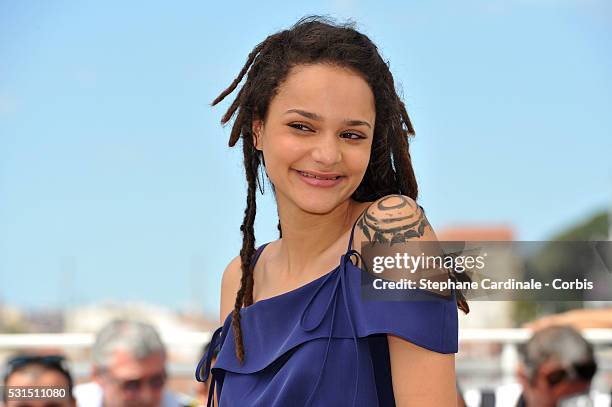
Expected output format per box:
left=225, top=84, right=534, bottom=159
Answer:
left=211, top=259, right=457, bottom=376
left=196, top=203, right=460, bottom=406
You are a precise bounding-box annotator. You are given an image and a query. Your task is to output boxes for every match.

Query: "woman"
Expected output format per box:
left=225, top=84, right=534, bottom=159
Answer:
left=196, top=15, right=470, bottom=407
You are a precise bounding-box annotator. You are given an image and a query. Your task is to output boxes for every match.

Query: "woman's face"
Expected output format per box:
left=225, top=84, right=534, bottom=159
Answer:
left=253, top=63, right=375, bottom=214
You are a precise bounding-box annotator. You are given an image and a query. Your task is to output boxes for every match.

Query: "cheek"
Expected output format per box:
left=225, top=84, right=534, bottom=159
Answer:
left=275, top=134, right=305, bottom=159
left=347, top=145, right=372, bottom=176
left=263, top=136, right=304, bottom=174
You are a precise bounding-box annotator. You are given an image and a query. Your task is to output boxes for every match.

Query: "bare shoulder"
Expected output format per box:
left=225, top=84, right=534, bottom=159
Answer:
left=355, top=194, right=437, bottom=245
left=220, top=254, right=242, bottom=325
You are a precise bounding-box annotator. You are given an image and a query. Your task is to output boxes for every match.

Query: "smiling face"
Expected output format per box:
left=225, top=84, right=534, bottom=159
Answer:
left=253, top=63, right=375, bottom=214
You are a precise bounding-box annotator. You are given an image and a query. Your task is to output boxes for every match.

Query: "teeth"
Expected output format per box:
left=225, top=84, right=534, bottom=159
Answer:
left=299, top=171, right=338, bottom=180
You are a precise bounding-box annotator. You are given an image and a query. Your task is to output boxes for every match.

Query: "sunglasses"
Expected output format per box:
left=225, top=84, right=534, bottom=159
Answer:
left=106, top=371, right=167, bottom=393
left=545, top=360, right=597, bottom=387
left=5, top=355, right=71, bottom=380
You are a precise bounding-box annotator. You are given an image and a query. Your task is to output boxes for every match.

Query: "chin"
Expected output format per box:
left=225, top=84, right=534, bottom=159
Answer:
left=293, top=194, right=344, bottom=215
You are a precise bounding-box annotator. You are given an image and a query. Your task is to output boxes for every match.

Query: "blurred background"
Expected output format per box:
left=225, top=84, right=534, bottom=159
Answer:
left=1, top=1, right=611, bottom=406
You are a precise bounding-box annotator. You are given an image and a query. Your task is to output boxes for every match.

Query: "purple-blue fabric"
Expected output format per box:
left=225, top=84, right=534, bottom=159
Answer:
left=196, top=218, right=459, bottom=406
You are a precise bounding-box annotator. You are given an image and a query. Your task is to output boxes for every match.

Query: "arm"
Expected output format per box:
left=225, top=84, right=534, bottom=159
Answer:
left=357, top=194, right=457, bottom=407
left=388, top=336, right=456, bottom=406
left=220, top=254, right=242, bottom=325
left=207, top=255, right=242, bottom=407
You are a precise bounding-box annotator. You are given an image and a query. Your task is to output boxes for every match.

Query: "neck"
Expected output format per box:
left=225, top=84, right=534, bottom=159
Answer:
left=275, top=196, right=361, bottom=276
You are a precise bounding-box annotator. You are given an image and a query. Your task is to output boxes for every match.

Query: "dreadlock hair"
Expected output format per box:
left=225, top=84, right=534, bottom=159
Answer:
left=211, top=14, right=470, bottom=364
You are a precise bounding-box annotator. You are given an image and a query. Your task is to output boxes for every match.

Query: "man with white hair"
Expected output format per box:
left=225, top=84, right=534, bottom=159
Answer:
left=514, top=325, right=599, bottom=407
left=462, top=325, right=609, bottom=407
left=74, top=319, right=195, bottom=407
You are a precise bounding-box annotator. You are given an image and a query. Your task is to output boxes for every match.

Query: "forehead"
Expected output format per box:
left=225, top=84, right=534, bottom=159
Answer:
left=107, top=350, right=165, bottom=377
left=269, top=64, right=375, bottom=123
left=6, top=368, right=69, bottom=388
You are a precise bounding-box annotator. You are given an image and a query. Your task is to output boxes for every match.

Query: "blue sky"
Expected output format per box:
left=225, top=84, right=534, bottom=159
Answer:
left=1, top=0, right=610, bottom=314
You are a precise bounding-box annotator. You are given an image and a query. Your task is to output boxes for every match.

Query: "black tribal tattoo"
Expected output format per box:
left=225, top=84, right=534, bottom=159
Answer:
left=357, top=195, right=430, bottom=245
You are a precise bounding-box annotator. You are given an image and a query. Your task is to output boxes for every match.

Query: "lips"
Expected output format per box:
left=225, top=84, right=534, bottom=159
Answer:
left=296, top=170, right=341, bottom=180
left=294, top=169, right=344, bottom=188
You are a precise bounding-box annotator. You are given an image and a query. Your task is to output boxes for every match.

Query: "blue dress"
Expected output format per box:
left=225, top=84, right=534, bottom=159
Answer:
left=196, top=213, right=458, bottom=406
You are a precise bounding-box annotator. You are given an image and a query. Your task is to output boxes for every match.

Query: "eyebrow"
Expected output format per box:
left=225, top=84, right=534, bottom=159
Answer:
left=284, top=109, right=372, bottom=129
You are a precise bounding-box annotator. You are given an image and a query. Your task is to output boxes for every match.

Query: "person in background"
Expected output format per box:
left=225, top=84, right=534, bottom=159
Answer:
left=515, top=325, right=598, bottom=407
left=1, top=354, right=76, bottom=407
left=463, top=325, right=610, bottom=407
left=73, top=319, right=195, bottom=407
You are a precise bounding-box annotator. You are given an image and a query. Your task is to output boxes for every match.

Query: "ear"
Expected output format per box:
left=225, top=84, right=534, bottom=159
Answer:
left=252, top=118, right=264, bottom=151
left=537, top=360, right=560, bottom=390
left=516, top=365, right=529, bottom=387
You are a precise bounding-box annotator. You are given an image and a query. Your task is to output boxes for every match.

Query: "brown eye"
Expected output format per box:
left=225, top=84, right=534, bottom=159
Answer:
left=288, top=123, right=312, bottom=132
left=341, top=132, right=365, bottom=140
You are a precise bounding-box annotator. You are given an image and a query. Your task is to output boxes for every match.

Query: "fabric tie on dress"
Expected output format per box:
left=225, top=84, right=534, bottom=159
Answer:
left=299, top=247, right=367, bottom=407
left=195, top=325, right=224, bottom=407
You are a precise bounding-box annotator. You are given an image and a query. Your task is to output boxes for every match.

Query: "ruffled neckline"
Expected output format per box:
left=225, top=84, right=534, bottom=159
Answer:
left=248, top=264, right=342, bottom=307
left=219, top=260, right=341, bottom=328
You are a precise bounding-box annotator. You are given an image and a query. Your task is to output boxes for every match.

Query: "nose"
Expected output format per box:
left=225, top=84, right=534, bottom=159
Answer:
left=138, top=384, right=161, bottom=407
left=311, top=133, right=342, bottom=166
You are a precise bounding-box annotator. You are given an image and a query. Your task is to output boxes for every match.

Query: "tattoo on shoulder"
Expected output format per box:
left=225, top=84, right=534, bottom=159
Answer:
left=357, top=194, right=430, bottom=244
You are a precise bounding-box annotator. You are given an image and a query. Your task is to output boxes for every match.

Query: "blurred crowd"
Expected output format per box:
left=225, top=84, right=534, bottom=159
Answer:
left=456, top=307, right=612, bottom=407
left=1, top=308, right=610, bottom=407
left=1, top=319, right=215, bottom=407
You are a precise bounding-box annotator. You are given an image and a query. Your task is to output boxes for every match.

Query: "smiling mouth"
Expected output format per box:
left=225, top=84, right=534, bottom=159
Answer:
left=296, top=170, right=342, bottom=180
